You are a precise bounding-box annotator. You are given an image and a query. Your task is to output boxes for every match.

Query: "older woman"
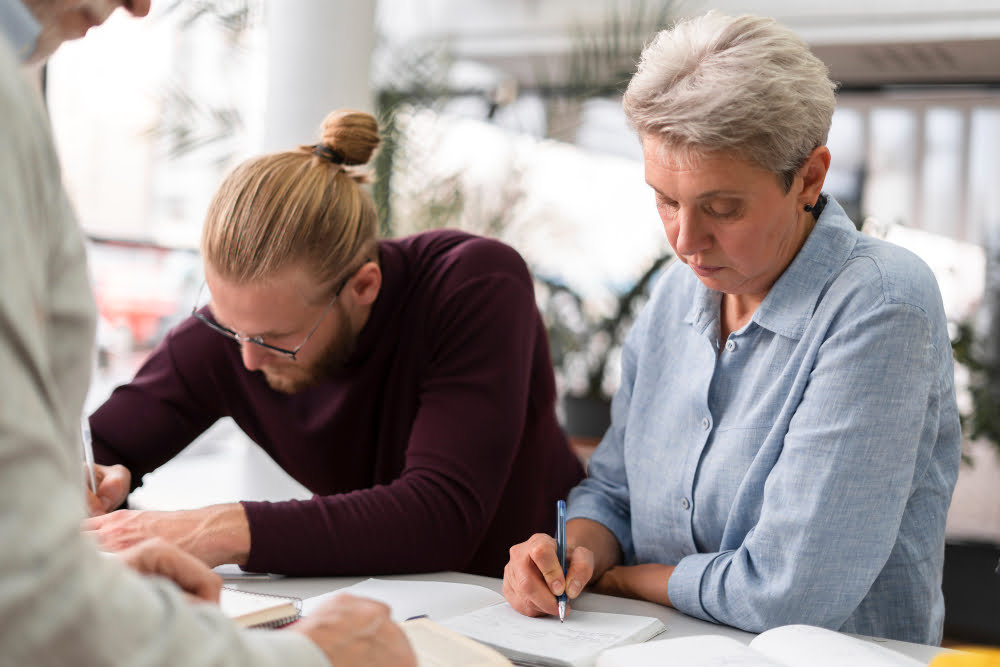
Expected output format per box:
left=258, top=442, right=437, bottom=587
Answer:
left=503, top=11, right=961, bottom=645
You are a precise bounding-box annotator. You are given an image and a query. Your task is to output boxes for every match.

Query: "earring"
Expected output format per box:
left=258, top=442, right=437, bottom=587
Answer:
left=804, top=203, right=814, bottom=213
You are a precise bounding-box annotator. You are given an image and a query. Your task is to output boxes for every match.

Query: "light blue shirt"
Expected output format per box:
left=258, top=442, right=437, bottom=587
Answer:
left=569, top=197, right=961, bottom=645
left=0, top=0, right=39, bottom=62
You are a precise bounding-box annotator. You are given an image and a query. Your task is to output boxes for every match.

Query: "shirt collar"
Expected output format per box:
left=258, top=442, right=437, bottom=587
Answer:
left=753, top=196, right=858, bottom=339
left=0, top=0, right=41, bottom=63
left=683, top=196, right=859, bottom=341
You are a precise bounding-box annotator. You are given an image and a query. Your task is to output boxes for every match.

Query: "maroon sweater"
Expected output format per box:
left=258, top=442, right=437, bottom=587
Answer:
left=91, top=230, right=584, bottom=577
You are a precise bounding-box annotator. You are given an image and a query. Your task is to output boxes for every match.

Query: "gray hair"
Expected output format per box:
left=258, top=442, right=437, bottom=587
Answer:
left=623, top=11, right=837, bottom=190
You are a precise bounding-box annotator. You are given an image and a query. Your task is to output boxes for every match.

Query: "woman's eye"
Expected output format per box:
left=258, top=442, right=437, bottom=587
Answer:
left=706, top=202, right=742, bottom=218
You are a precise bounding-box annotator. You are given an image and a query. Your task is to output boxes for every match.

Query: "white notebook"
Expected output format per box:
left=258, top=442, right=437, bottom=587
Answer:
left=303, top=578, right=665, bottom=667
left=219, top=587, right=301, bottom=629
left=595, top=624, right=923, bottom=667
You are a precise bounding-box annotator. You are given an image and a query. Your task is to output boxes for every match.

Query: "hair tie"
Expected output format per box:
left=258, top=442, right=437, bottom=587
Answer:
left=312, top=144, right=346, bottom=164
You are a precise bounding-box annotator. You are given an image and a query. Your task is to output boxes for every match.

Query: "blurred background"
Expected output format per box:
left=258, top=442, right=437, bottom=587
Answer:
left=40, top=0, right=1000, bottom=645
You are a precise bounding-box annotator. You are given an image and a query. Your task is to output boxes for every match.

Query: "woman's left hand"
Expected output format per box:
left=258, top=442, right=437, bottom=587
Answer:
left=591, top=563, right=676, bottom=607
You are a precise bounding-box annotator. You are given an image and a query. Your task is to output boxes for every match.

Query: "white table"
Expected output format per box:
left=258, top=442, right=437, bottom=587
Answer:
left=224, top=570, right=953, bottom=665
left=131, top=425, right=956, bottom=664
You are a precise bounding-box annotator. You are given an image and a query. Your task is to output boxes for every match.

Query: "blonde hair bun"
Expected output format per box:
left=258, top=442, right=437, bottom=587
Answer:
left=317, top=109, right=380, bottom=166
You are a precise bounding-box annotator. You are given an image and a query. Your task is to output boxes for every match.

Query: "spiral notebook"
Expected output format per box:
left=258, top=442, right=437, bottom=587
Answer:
left=220, top=587, right=301, bottom=628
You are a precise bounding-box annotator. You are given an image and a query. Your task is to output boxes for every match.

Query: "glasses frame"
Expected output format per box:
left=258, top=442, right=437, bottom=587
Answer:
left=192, top=260, right=368, bottom=361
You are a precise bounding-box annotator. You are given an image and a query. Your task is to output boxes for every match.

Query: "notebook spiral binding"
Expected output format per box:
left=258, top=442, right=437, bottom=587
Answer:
left=222, top=586, right=302, bottom=628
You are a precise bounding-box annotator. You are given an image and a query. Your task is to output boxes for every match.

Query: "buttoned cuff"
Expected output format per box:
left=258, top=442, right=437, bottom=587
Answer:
left=669, top=552, right=722, bottom=624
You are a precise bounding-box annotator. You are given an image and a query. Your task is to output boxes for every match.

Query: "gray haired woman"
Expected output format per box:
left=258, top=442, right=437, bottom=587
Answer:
left=503, top=11, right=961, bottom=645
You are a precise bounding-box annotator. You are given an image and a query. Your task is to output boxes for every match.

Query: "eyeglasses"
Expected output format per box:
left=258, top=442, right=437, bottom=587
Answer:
left=192, top=260, right=368, bottom=361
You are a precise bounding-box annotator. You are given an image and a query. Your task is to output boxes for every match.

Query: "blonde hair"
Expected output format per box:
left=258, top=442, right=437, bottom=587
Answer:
left=623, top=11, right=837, bottom=190
left=202, top=109, right=381, bottom=299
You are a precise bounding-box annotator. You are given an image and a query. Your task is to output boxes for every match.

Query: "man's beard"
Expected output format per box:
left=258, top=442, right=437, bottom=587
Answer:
left=261, top=302, right=357, bottom=394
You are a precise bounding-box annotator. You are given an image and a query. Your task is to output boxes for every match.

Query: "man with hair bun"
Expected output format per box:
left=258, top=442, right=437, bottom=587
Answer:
left=503, top=11, right=961, bottom=646
left=83, top=108, right=585, bottom=579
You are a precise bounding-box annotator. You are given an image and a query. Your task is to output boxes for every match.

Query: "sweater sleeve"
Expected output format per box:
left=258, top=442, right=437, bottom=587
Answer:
left=90, top=321, right=226, bottom=490
left=241, top=250, right=545, bottom=575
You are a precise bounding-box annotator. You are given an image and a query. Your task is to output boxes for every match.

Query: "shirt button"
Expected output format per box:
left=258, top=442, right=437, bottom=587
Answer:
left=701, top=417, right=710, bottom=430
left=725, top=339, right=736, bottom=352
left=680, top=497, right=691, bottom=510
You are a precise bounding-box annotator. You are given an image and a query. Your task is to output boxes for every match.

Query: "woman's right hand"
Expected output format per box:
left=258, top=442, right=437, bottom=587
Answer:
left=502, top=533, right=595, bottom=618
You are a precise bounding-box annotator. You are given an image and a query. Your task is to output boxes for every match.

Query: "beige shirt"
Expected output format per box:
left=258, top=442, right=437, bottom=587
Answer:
left=0, top=36, right=327, bottom=667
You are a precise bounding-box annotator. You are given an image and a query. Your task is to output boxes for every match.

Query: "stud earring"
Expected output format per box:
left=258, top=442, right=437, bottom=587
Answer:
left=804, top=203, right=814, bottom=213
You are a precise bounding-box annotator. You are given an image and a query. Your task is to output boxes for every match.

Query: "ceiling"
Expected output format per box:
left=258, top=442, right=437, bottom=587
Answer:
left=812, top=38, right=1000, bottom=89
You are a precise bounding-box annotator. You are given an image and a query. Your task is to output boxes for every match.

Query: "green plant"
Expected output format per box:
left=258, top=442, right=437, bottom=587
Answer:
left=536, top=252, right=672, bottom=402
left=143, top=1, right=257, bottom=166
left=951, top=320, right=1000, bottom=462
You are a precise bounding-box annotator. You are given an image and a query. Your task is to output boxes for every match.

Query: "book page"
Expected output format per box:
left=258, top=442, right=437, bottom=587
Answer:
left=749, top=625, right=924, bottom=667
left=402, top=617, right=513, bottom=667
left=596, top=635, right=781, bottom=667
left=301, top=578, right=505, bottom=622
left=440, top=602, right=666, bottom=667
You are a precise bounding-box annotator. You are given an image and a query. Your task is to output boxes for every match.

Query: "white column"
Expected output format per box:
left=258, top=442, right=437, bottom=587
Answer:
left=260, top=0, right=376, bottom=153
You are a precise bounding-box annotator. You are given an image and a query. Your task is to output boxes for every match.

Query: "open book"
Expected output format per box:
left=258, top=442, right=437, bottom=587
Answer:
left=595, top=624, right=923, bottom=667
left=220, top=587, right=301, bottom=629
left=303, top=578, right=665, bottom=667
left=402, top=617, right=514, bottom=667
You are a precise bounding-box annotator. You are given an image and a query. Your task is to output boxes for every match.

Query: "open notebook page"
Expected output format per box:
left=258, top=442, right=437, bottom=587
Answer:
left=596, top=625, right=924, bottom=667
left=748, top=624, right=923, bottom=667
left=303, top=579, right=664, bottom=667
left=440, top=602, right=665, bottom=667
left=302, top=578, right=505, bottom=621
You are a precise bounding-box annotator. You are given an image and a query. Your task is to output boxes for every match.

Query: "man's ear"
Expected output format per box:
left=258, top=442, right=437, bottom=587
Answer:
left=798, top=145, right=831, bottom=208
left=348, top=261, right=381, bottom=306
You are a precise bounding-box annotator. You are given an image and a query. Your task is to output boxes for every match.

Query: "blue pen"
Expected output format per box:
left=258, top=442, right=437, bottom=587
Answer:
left=556, top=499, right=567, bottom=622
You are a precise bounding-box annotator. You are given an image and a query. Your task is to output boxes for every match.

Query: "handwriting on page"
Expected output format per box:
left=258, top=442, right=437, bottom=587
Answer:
left=443, top=603, right=659, bottom=663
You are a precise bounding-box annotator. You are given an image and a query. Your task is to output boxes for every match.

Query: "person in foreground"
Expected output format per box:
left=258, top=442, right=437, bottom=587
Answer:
left=503, top=11, right=961, bottom=645
left=0, top=1, right=414, bottom=665
left=82, top=107, right=584, bottom=577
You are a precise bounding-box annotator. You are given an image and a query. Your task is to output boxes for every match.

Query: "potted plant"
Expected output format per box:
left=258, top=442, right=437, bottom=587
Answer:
left=946, top=319, right=1000, bottom=646
left=535, top=252, right=673, bottom=458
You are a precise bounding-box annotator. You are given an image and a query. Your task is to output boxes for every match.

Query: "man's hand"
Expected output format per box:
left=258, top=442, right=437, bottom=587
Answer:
left=591, top=563, right=675, bottom=607
left=85, top=463, right=131, bottom=516
left=116, top=537, right=223, bottom=602
left=291, top=593, right=416, bottom=667
left=82, top=503, right=251, bottom=567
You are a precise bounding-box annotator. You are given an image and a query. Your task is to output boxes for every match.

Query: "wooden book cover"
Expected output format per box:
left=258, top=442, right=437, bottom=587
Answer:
left=402, top=617, right=513, bottom=667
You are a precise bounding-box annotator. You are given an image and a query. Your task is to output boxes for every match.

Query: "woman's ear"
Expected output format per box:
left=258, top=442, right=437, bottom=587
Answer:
left=799, top=145, right=832, bottom=207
